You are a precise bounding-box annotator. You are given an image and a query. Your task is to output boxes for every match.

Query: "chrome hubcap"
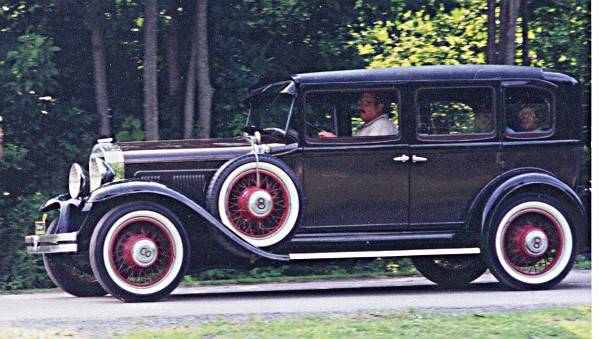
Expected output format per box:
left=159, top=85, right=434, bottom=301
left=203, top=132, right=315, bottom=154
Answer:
left=248, top=190, right=273, bottom=218
left=131, top=239, right=158, bottom=267
left=524, top=230, right=548, bottom=256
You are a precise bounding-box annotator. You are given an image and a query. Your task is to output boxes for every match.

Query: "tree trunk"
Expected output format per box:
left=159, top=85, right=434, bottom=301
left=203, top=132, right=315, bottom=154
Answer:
left=498, top=0, right=521, bottom=65
left=89, top=0, right=111, bottom=137
left=165, top=6, right=180, bottom=97
left=143, top=0, right=159, bottom=140
left=183, top=28, right=198, bottom=139
left=521, top=0, right=530, bottom=66
left=486, top=0, right=497, bottom=64
left=195, top=0, right=214, bottom=139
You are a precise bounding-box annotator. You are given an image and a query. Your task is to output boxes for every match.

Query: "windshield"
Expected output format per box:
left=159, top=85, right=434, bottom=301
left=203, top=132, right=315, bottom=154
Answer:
left=245, top=81, right=296, bottom=132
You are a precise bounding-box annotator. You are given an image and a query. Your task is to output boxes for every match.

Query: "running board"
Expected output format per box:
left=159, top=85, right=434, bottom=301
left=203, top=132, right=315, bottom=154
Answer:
left=288, top=248, right=480, bottom=260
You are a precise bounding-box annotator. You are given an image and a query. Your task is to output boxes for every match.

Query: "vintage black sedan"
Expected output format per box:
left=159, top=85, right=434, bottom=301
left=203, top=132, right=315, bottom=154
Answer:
left=26, top=65, right=589, bottom=302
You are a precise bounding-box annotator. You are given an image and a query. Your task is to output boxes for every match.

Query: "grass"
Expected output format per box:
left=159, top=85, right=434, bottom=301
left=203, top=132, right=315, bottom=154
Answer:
left=119, top=306, right=591, bottom=339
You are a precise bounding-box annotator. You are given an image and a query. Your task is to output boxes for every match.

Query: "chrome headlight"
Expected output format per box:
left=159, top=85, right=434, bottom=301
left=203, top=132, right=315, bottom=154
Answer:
left=68, top=163, right=88, bottom=199
left=89, top=157, right=115, bottom=191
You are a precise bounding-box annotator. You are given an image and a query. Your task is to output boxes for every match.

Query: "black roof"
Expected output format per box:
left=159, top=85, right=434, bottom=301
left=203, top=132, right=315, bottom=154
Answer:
left=291, top=65, right=576, bottom=85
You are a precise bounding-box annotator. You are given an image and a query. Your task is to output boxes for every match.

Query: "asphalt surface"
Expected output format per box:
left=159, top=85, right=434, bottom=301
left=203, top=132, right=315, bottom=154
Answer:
left=0, top=270, right=590, bottom=335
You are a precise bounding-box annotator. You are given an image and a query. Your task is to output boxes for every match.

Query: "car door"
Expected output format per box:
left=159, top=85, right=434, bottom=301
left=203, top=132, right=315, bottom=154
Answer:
left=409, top=83, right=501, bottom=229
left=298, top=87, right=410, bottom=235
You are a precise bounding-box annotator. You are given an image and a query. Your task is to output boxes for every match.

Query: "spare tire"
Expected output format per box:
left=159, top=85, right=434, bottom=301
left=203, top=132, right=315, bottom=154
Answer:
left=206, top=154, right=303, bottom=248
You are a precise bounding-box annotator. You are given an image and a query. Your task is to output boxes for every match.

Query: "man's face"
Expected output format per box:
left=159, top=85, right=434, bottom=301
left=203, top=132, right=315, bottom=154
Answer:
left=358, top=92, right=384, bottom=123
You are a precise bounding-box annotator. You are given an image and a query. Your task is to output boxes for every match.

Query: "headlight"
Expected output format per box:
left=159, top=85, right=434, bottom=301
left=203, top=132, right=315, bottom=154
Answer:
left=68, top=163, right=88, bottom=199
left=89, top=157, right=115, bottom=191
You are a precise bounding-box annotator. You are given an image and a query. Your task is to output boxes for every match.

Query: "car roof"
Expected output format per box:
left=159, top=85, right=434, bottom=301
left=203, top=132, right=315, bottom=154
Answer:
left=291, top=65, right=575, bottom=85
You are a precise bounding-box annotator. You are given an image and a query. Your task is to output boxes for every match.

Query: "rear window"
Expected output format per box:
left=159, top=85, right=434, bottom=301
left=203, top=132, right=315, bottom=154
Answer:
left=505, top=87, right=554, bottom=139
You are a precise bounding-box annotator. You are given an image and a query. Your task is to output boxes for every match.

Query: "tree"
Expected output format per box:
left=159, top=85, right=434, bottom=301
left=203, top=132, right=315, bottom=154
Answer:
left=183, top=23, right=198, bottom=139
left=498, top=0, right=521, bottom=64
left=143, top=0, right=159, bottom=140
left=87, top=0, right=111, bottom=137
left=196, top=0, right=214, bottom=138
left=487, top=0, right=497, bottom=63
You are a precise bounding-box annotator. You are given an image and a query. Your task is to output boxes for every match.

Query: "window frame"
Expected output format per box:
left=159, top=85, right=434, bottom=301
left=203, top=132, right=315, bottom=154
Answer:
left=503, top=85, right=556, bottom=140
left=415, top=85, right=497, bottom=143
left=303, top=87, right=402, bottom=145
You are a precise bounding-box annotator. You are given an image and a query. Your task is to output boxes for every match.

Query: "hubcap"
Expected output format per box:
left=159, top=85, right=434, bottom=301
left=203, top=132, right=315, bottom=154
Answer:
left=131, top=239, right=158, bottom=267
left=248, top=190, right=273, bottom=217
left=524, top=229, right=548, bottom=256
left=238, top=187, right=274, bottom=219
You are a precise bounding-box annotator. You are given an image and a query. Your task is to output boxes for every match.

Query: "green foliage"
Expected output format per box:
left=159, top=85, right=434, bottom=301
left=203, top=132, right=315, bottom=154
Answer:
left=351, top=1, right=488, bottom=67
left=115, top=117, right=145, bottom=142
left=0, top=33, right=95, bottom=290
left=185, top=258, right=418, bottom=286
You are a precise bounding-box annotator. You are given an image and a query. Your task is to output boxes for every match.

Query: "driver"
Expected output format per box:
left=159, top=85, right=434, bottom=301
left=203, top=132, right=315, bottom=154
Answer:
left=318, top=91, right=398, bottom=138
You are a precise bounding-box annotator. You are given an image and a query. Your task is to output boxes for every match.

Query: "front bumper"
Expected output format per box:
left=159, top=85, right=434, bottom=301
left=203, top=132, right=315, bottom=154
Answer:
left=25, top=232, right=78, bottom=254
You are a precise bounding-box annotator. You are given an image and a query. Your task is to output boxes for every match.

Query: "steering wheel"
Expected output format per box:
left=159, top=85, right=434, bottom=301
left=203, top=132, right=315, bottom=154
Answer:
left=262, top=127, right=287, bottom=136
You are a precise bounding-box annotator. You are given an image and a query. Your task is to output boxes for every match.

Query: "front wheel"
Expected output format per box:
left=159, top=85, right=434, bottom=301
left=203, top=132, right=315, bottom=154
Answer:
left=484, top=194, right=577, bottom=290
left=89, top=202, right=189, bottom=302
left=412, top=255, right=487, bottom=288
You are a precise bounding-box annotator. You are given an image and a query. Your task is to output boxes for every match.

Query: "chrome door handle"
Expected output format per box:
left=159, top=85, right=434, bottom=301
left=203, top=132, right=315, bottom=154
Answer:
left=412, top=155, right=428, bottom=163
left=393, top=154, right=410, bottom=163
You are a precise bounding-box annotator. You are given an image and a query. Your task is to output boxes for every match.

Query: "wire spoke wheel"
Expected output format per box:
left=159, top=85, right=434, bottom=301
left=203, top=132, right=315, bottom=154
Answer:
left=109, top=217, right=175, bottom=287
left=502, top=209, right=562, bottom=276
left=488, top=196, right=576, bottom=289
left=225, top=169, right=289, bottom=238
left=90, top=203, right=189, bottom=302
left=208, top=155, right=303, bottom=248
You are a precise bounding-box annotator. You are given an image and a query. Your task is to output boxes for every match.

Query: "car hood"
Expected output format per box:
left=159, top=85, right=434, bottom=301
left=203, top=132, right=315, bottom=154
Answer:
left=115, top=137, right=296, bottom=164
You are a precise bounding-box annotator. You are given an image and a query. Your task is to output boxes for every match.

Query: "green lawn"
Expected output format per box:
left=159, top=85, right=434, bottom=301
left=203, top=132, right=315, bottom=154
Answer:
left=120, top=306, right=591, bottom=339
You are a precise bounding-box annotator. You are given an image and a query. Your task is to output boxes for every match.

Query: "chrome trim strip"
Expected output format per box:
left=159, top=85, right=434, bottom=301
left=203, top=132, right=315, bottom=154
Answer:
left=25, top=232, right=77, bottom=244
left=27, top=244, right=77, bottom=254
left=288, top=248, right=481, bottom=260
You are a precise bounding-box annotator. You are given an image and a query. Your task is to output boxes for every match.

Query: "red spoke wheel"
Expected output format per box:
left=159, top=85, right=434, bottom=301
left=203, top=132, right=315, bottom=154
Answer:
left=207, top=154, right=303, bottom=248
left=90, top=202, right=189, bottom=302
left=485, top=195, right=576, bottom=290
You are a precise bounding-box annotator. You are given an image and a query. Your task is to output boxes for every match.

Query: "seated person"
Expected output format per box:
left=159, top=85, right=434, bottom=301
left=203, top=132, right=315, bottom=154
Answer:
left=506, top=106, right=539, bottom=133
left=474, top=112, right=492, bottom=133
left=319, top=91, right=398, bottom=138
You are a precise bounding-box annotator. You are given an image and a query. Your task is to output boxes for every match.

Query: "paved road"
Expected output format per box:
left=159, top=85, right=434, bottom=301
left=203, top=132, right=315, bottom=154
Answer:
left=0, top=270, right=590, bottom=334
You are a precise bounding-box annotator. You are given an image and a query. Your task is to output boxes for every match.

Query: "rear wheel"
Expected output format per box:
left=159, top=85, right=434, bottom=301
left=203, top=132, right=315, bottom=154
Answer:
left=484, top=194, right=576, bottom=290
left=89, top=202, right=189, bottom=302
left=412, top=255, right=487, bottom=288
left=43, top=220, right=107, bottom=297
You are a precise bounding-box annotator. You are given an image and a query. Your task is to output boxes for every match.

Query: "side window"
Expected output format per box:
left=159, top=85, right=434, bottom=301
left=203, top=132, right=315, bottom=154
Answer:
left=305, top=89, right=400, bottom=141
left=417, top=87, right=495, bottom=140
left=505, top=87, right=553, bottom=137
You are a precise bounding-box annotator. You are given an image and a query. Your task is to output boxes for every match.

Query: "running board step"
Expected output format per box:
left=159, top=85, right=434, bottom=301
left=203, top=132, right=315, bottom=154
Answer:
left=289, top=248, right=480, bottom=260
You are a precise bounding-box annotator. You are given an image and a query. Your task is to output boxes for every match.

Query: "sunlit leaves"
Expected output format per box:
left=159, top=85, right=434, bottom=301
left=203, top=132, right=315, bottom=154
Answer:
left=351, top=0, right=488, bottom=68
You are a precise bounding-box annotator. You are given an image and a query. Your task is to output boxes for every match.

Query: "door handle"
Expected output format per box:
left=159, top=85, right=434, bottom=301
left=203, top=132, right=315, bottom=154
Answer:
left=412, top=155, right=428, bottom=163
left=393, top=154, right=410, bottom=163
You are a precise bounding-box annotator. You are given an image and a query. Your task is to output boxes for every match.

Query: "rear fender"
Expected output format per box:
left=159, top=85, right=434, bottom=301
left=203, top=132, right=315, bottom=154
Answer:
left=83, top=180, right=289, bottom=262
left=480, top=172, right=586, bottom=247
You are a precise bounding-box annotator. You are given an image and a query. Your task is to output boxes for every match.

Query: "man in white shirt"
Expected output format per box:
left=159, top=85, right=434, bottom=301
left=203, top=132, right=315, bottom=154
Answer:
left=318, top=91, right=398, bottom=138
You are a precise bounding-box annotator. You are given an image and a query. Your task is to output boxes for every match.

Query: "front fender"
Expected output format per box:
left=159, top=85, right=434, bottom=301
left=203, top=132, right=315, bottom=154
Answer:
left=481, top=172, right=586, bottom=238
left=85, top=180, right=290, bottom=262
